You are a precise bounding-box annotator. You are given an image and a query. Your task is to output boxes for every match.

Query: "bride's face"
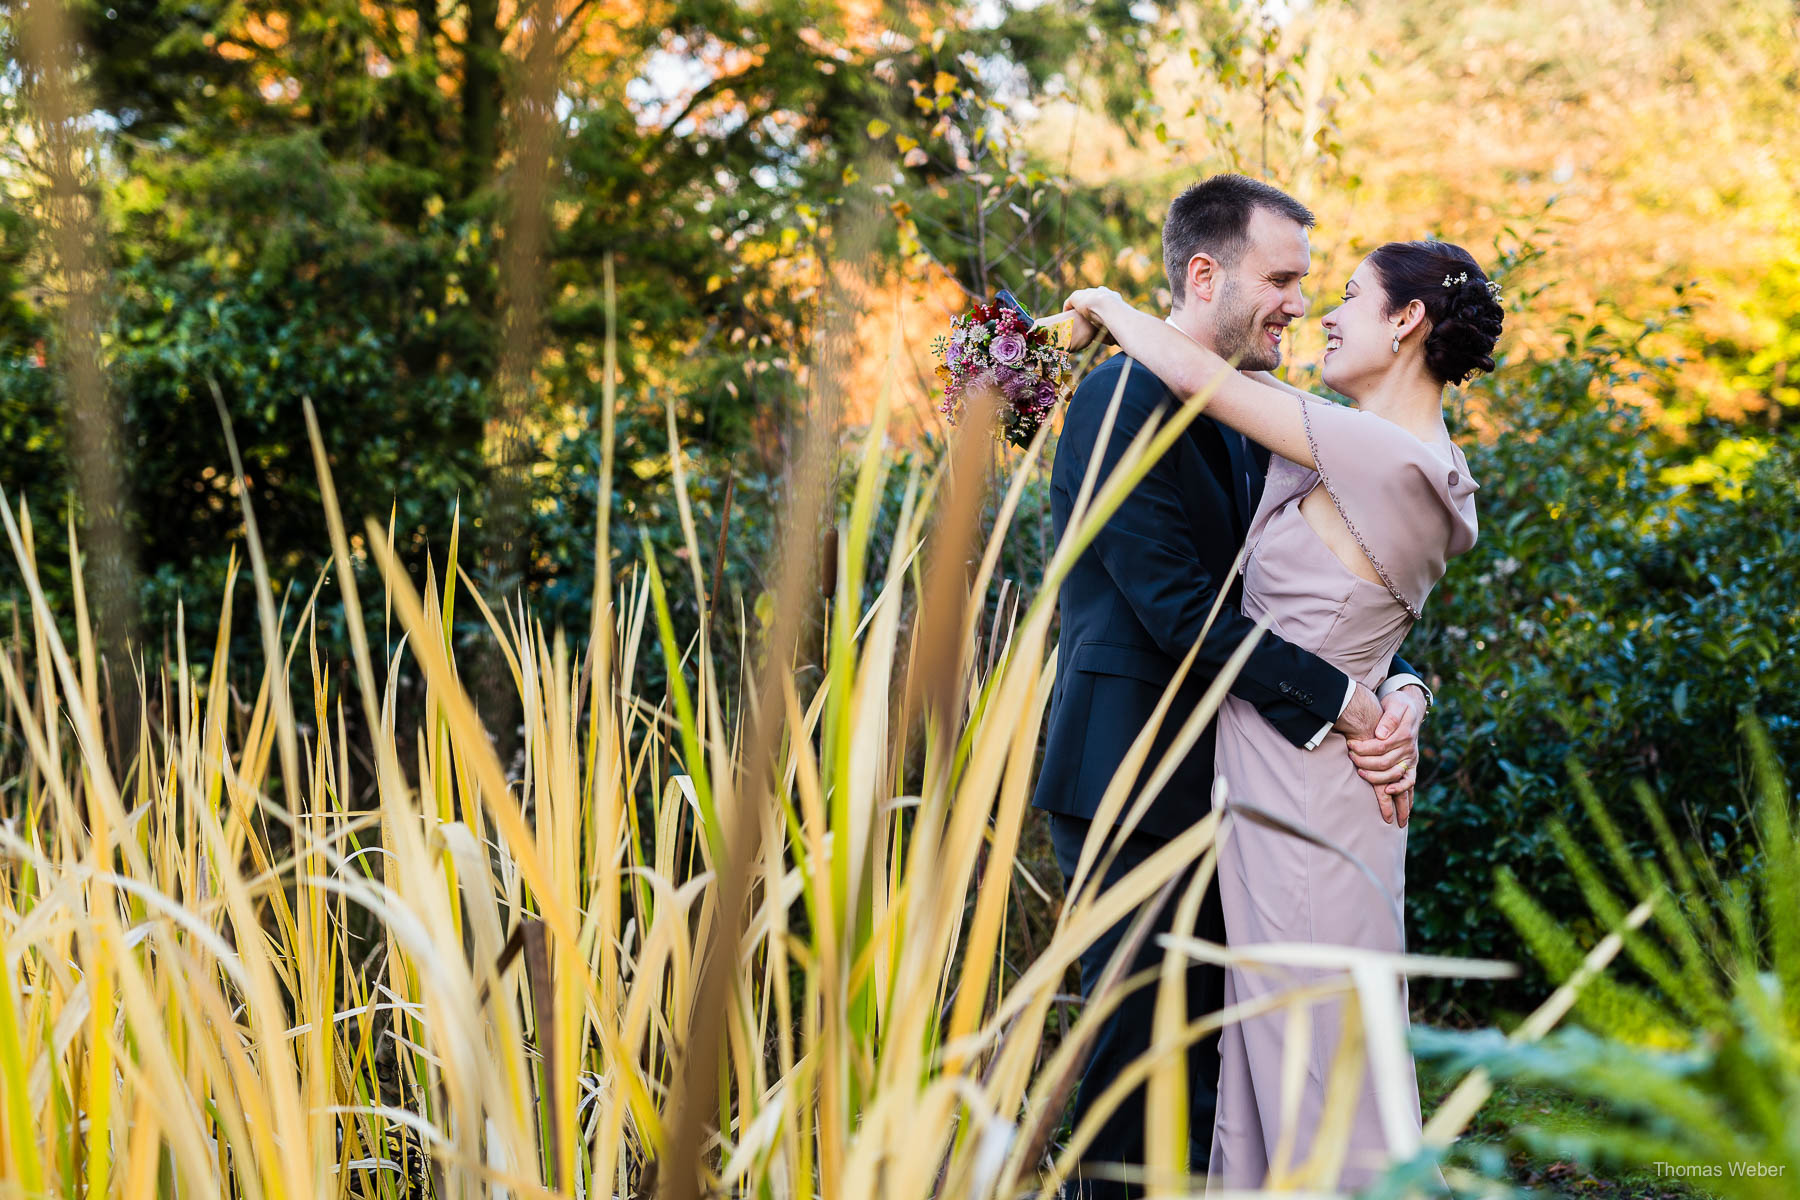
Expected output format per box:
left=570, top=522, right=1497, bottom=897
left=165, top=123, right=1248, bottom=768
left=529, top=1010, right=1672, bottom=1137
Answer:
left=1319, top=259, right=1393, bottom=397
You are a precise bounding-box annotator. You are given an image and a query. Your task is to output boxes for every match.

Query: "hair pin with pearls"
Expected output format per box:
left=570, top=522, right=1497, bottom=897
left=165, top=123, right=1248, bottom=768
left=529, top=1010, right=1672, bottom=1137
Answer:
left=1443, top=271, right=1504, bottom=301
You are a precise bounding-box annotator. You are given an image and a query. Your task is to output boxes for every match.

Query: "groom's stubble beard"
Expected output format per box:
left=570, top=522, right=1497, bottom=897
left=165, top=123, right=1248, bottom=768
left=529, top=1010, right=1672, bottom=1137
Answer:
left=1210, top=272, right=1281, bottom=372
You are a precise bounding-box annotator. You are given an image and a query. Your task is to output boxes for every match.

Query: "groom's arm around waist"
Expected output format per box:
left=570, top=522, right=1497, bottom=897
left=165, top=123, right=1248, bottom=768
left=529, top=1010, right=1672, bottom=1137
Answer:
left=1057, top=357, right=1348, bottom=748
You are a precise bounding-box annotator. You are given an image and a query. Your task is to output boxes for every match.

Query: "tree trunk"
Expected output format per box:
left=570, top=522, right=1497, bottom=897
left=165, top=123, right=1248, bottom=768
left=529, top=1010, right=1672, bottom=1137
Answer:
left=460, top=0, right=502, bottom=195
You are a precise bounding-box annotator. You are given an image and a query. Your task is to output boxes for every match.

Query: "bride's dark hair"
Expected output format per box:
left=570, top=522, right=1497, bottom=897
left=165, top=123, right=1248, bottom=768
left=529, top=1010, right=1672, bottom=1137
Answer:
left=1367, top=240, right=1505, bottom=385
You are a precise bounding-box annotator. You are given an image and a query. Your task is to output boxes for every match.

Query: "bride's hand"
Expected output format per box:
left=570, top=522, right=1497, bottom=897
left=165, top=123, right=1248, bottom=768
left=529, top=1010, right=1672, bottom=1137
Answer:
left=1061, top=287, right=1125, bottom=352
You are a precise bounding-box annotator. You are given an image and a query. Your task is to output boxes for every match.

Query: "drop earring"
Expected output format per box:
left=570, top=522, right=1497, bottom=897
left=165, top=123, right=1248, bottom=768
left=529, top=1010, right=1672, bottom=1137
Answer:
left=1391, top=334, right=1401, bottom=354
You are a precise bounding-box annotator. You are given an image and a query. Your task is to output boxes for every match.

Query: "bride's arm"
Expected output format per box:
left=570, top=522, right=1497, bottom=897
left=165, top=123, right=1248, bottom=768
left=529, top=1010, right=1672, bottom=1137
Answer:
left=1243, top=368, right=1319, bottom=404
left=1064, top=288, right=1317, bottom=469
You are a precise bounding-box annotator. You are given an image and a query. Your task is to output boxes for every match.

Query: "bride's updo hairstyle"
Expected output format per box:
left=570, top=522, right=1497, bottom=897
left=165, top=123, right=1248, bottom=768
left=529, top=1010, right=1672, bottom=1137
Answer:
left=1367, top=240, right=1505, bottom=385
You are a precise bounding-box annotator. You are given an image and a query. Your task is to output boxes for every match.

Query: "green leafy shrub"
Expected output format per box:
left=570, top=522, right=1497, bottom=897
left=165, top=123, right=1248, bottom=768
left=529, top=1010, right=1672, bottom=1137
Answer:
left=1406, top=318, right=1800, bottom=998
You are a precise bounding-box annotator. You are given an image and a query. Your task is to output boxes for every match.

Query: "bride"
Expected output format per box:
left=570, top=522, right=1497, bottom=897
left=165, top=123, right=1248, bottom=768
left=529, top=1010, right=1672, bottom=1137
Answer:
left=1061, top=239, right=1503, bottom=1190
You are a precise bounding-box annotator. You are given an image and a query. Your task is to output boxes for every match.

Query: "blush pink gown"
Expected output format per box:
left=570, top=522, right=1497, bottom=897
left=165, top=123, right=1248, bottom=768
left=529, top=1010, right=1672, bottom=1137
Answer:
left=1208, top=398, right=1479, bottom=1191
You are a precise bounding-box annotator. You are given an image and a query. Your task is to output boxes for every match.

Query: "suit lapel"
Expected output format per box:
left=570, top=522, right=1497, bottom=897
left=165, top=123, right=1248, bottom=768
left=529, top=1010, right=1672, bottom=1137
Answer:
left=1222, top=426, right=1255, bottom=534
left=1246, top=437, right=1272, bottom=518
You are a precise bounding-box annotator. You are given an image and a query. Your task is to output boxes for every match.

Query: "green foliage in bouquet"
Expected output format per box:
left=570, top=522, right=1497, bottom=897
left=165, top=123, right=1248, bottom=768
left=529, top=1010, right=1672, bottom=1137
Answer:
left=1413, top=713, right=1800, bottom=1198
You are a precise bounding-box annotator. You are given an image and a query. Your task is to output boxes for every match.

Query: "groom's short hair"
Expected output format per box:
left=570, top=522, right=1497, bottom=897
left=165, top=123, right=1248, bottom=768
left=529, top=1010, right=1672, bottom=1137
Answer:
left=1163, top=175, right=1315, bottom=305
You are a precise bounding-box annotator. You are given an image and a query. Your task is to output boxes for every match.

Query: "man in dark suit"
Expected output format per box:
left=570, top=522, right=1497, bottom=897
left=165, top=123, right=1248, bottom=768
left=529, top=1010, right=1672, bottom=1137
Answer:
left=1032, top=175, right=1431, bottom=1197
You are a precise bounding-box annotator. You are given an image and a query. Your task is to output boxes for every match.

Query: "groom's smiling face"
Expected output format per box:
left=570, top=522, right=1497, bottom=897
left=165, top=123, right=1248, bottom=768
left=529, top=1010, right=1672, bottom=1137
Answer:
left=1203, top=207, right=1312, bottom=372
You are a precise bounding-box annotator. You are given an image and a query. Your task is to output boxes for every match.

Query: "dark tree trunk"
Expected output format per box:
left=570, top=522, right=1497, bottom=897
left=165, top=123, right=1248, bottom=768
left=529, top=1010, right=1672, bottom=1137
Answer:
left=460, top=0, right=502, bottom=196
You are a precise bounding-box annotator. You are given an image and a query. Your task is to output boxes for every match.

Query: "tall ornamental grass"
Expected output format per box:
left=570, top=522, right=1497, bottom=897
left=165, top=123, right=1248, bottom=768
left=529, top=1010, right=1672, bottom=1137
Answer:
left=0, top=305, right=1511, bottom=1197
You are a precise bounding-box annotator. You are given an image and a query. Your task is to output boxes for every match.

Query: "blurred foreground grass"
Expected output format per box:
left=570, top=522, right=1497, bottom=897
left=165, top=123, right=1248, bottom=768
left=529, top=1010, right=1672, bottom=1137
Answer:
left=0, top=316, right=1522, bottom=1197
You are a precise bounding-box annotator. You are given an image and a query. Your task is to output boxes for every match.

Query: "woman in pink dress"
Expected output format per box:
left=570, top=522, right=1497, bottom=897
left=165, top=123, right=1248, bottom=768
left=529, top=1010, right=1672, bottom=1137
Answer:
left=1062, top=240, right=1504, bottom=1191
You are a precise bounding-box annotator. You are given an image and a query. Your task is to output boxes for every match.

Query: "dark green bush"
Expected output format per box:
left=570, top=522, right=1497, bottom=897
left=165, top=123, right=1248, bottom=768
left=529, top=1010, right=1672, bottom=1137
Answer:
left=1408, top=320, right=1800, bottom=1003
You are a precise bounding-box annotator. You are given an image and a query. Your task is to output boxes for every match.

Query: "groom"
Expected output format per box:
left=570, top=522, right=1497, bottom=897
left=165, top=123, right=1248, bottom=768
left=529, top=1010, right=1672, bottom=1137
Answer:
left=1032, top=174, right=1430, bottom=1197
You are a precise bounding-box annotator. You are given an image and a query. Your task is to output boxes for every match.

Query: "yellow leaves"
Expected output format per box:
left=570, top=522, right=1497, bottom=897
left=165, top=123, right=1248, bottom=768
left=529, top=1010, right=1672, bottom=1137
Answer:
left=1660, top=436, right=1773, bottom=502
left=895, top=134, right=919, bottom=155
left=706, top=274, right=723, bottom=294
left=738, top=239, right=779, bottom=267
left=933, top=70, right=957, bottom=97
left=866, top=118, right=890, bottom=139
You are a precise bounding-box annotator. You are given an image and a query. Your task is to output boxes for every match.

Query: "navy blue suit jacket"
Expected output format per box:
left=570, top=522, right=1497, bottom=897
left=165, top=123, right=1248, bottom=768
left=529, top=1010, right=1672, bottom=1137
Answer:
left=1032, top=354, right=1416, bottom=841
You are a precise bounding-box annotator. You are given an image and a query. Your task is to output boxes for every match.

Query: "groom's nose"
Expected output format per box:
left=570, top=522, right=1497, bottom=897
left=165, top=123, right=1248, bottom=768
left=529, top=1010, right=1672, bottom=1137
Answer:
left=1283, top=286, right=1308, bottom=318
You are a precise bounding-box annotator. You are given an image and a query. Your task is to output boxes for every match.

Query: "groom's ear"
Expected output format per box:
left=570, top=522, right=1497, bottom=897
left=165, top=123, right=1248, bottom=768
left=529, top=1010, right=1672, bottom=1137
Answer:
left=1186, top=252, right=1221, bottom=305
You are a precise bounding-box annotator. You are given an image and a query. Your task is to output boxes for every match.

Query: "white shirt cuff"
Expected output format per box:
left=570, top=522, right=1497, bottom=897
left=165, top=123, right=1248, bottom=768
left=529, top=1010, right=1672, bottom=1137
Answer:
left=1378, top=673, right=1432, bottom=710
left=1302, top=676, right=1360, bottom=751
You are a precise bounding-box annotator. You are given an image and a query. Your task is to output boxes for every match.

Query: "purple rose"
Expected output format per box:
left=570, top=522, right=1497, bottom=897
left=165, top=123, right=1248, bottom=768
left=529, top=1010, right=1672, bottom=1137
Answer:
left=945, top=341, right=964, bottom=368
left=992, top=331, right=1027, bottom=364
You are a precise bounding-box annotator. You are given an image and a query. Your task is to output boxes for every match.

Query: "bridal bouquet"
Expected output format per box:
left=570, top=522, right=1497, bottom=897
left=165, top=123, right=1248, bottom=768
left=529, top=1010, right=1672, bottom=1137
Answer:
left=932, top=299, right=1075, bottom=448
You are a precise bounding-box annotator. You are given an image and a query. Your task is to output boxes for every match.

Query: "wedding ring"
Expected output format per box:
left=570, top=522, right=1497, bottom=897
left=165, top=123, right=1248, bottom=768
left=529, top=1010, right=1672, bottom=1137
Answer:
left=1398, top=759, right=1411, bottom=774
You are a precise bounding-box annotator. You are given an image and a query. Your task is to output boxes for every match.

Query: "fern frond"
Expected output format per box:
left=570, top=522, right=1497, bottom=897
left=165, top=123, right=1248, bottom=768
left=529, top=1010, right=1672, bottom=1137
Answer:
left=1547, top=821, right=1701, bottom=1032
left=1741, top=713, right=1800, bottom=1033
left=1494, top=866, right=1672, bottom=1040
left=1566, top=757, right=1645, bottom=895
left=1633, top=777, right=1730, bottom=956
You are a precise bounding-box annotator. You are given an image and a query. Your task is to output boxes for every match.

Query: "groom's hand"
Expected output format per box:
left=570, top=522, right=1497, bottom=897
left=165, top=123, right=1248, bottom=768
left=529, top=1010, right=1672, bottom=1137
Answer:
left=1347, top=688, right=1427, bottom=827
left=1332, top=681, right=1381, bottom=740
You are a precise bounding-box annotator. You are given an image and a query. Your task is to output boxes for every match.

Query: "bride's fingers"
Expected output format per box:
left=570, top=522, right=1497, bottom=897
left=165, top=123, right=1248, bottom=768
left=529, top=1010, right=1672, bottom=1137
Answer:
left=1373, top=784, right=1395, bottom=824
left=1347, top=739, right=1413, bottom=769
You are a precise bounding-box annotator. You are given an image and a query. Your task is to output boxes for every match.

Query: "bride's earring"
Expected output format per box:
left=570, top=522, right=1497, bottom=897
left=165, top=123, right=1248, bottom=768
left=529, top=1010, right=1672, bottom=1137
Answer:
left=1391, top=334, right=1401, bottom=354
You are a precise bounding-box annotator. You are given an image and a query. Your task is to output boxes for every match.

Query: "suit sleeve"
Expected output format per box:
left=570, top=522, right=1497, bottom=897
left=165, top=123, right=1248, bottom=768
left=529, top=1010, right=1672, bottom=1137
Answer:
left=1390, top=651, right=1425, bottom=683
left=1059, top=360, right=1349, bottom=747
